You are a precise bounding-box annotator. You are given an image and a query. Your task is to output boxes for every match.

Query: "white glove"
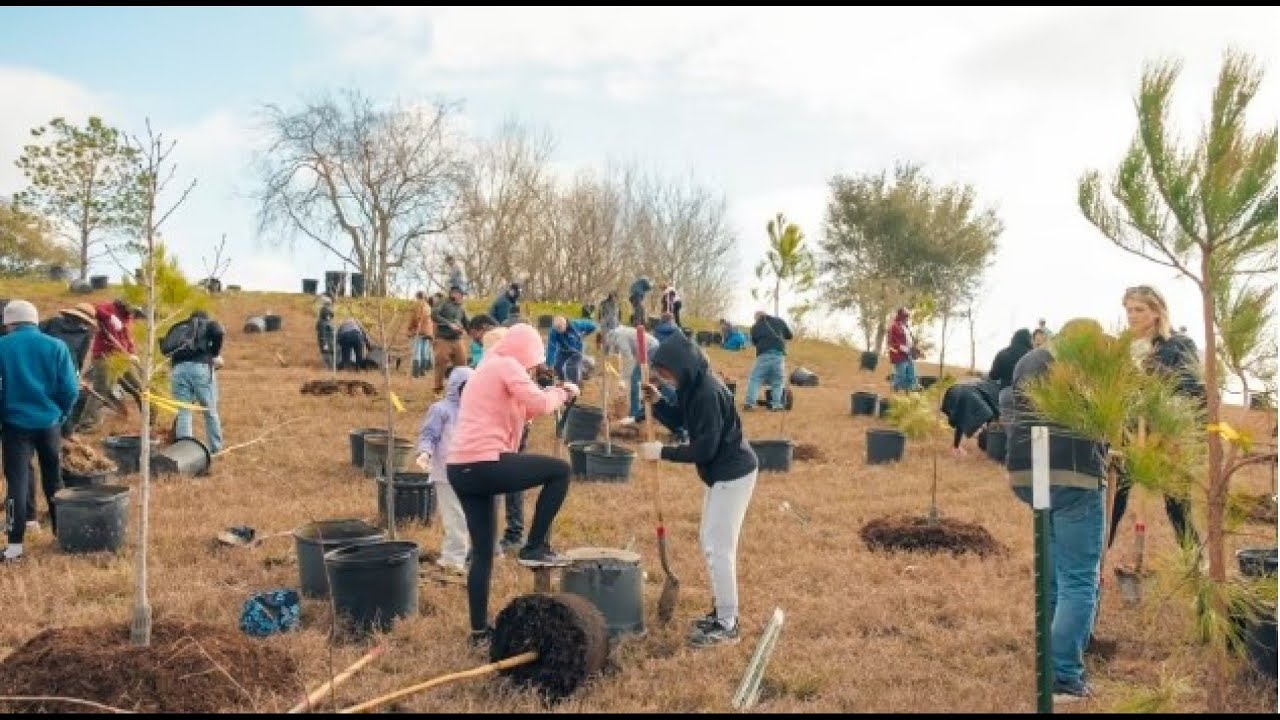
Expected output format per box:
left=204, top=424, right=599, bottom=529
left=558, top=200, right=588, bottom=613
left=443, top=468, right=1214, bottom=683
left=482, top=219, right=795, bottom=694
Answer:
left=213, top=356, right=225, bottom=369
left=640, top=441, right=664, bottom=462
left=561, top=382, right=581, bottom=398
left=415, top=452, right=431, bottom=471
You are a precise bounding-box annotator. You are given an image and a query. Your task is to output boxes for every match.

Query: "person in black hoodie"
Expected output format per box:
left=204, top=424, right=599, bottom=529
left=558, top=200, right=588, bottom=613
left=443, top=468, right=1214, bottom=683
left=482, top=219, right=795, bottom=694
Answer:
left=638, top=331, right=758, bottom=649
left=988, top=328, right=1034, bottom=391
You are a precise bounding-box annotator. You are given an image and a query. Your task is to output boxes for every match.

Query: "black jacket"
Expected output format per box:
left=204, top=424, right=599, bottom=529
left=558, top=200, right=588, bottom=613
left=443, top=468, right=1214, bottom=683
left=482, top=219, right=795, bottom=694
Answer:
left=1148, top=334, right=1205, bottom=405
left=39, top=315, right=93, bottom=373
left=1004, top=347, right=1107, bottom=481
left=650, top=332, right=757, bottom=486
left=988, top=329, right=1033, bottom=390
left=941, top=379, right=1001, bottom=437
left=433, top=300, right=469, bottom=340
left=750, top=315, right=793, bottom=356
left=170, top=312, right=225, bottom=365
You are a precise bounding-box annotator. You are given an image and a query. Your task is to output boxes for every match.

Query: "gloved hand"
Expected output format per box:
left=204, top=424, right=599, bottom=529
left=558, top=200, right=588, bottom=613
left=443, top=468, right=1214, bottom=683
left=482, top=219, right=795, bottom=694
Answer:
left=415, top=452, right=431, bottom=471
left=639, top=441, right=664, bottom=462
left=561, top=382, right=581, bottom=398
left=641, top=383, right=660, bottom=404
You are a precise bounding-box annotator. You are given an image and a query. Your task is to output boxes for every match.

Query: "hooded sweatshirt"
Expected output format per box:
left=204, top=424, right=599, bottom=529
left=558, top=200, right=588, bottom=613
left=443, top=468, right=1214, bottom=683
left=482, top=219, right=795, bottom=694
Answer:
left=547, top=319, right=597, bottom=368
left=91, top=302, right=135, bottom=359
left=988, top=328, right=1034, bottom=390
left=649, top=331, right=757, bottom=486
left=448, top=324, right=569, bottom=464
left=654, top=316, right=681, bottom=345
left=629, top=277, right=652, bottom=302
left=887, top=309, right=913, bottom=364
left=0, top=324, right=79, bottom=430
left=418, top=366, right=474, bottom=482
left=605, top=326, right=659, bottom=381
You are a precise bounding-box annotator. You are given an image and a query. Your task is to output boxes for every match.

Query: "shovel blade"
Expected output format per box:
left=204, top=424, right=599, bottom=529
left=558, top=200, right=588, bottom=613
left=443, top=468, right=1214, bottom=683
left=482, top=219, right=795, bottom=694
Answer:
left=657, top=575, right=680, bottom=624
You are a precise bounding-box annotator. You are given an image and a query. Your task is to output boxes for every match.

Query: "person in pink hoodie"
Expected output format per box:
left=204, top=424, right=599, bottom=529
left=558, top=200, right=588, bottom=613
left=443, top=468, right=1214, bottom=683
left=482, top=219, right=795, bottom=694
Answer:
left=447, top=323, right=581, bottom=645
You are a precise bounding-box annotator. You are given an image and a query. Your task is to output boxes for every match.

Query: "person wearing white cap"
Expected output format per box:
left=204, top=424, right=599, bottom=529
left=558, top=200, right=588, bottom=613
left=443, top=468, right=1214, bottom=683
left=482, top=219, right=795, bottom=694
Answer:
left=0, top=300, right=80, bottom=562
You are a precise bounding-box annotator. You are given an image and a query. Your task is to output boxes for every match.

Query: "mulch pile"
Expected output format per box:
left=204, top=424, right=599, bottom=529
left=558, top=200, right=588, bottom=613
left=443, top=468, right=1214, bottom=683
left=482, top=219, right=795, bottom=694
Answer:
left=61, top=437, right=117, bottom=475
left=490, top=593, right=608, bottom=703
left=0, top=621, right=301, bottom=713
left=860, top=515, right=1004, bottom=557
left=300, top=379, right=378, bottom=397
left=792, top=442, right=826, bottom=462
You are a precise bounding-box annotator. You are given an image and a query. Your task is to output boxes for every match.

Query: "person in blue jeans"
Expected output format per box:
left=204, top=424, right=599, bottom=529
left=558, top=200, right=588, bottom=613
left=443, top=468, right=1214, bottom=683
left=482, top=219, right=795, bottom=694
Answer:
left=168, top=310, right=226, bottom=453
left=743, top=311, right=792, bottom=412
left=1005, top=318, right=1109, bottom=702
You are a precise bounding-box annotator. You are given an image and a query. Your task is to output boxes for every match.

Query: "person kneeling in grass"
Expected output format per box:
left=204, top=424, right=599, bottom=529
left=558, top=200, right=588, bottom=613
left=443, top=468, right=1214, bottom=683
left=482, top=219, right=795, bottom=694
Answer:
left=638, top=331, right=758, bottom=648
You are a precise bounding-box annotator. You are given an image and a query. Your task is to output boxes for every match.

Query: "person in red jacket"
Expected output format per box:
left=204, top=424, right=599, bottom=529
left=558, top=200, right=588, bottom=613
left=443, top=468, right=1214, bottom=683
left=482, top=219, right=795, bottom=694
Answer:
left=78, top=299, right=144, bottom=430
left=887, top=307, right=919, bottom=392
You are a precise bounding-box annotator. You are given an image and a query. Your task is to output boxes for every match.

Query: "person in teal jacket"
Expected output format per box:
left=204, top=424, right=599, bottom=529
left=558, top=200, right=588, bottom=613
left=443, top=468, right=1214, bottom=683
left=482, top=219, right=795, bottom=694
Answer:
left=720, top=320, right=748, bottom=351
left=0, top=300, right=79, bottom=562
left=467, top=314, right=497, bottom=368
left=547, top=316, right=597, bottom=384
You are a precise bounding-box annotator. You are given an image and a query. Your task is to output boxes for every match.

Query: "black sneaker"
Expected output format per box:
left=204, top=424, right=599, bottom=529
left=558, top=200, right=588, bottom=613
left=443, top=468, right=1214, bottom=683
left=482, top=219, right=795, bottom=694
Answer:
left=497, top=537, right=523, bottom=557
left=516, top=544, right=569, bottom=568
left=689, top=618, right=740, bottom=648
left=1053, top=678, right=1095, bottom=702
left=694, top=610, right=719, bottom=632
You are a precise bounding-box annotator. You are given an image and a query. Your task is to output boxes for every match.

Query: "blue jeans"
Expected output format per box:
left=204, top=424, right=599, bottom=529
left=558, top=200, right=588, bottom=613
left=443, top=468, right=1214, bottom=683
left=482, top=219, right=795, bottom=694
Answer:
left=1014, top=485, right=1104, bottom=686
left=745, top=351, right=786, bottom=409
left=411, top=336, right=432, bottom=370
left=555, top=353, right=582, bottom=385
left=172, top=362, right=223, bottom=453
left=892, top=359, right=917, bottom=391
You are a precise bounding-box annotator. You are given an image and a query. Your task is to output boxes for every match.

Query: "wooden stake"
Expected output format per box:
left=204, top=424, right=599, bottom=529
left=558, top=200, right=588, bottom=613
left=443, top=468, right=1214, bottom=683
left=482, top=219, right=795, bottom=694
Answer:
left=338, top=652, right=538, bottom=714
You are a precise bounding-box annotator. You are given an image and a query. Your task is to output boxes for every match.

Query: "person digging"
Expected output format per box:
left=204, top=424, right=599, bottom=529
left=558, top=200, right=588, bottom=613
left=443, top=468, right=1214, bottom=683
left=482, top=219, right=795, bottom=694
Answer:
left=638, top=330, right=758, bottom=648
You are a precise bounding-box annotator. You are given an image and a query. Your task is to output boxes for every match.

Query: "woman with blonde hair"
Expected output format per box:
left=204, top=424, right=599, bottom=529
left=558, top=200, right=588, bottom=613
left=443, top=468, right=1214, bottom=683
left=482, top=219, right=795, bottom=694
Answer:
left=1110, top=285, right=1202, bottom=550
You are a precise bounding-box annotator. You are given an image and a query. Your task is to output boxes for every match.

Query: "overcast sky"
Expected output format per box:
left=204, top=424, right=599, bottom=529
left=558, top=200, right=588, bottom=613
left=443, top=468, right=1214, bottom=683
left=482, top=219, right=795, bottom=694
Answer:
left=1, top=7, right=1275, bottom=373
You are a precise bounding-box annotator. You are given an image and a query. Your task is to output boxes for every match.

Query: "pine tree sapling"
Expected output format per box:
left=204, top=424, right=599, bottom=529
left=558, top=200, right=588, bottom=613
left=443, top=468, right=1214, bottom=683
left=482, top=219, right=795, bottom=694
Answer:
left=885, top=382, right=953, bottom=526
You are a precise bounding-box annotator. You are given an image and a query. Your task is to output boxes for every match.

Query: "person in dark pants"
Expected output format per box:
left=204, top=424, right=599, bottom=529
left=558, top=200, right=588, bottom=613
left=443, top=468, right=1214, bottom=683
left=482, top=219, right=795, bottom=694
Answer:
left=1109, top=285, right=1202, bottom=550
left=0, top=301, right=79, bottom=562
left=39, top=303, right=98, bottom=436
left=447, top=324, right=581, bottom=646
left=628, top=276, right=652, bottom=326
left=316, top=296, right=335, bottom=362
left=335, top=318, right=372, bottom=371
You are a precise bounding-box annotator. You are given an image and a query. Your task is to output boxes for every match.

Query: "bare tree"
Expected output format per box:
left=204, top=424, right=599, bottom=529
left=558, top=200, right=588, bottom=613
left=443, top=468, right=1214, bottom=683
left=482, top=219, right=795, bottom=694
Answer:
left=200, top=233, right=232, bottom=289
left=255, top=90, right=467, bottom=296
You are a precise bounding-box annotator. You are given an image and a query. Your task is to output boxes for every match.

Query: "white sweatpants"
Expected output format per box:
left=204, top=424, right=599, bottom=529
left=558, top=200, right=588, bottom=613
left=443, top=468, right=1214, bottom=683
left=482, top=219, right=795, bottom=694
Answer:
left=435, top=481, right=469, bottom=568
left=700, top=470, right=757, bottom=626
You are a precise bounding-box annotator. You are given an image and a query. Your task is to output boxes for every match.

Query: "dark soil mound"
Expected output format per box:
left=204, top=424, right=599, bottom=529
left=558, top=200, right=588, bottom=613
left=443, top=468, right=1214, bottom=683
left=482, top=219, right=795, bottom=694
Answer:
left=490, top=593, right=608, bottom=703
left=300, top=379, right=377, bottom=397
left=860, top=515, right=1003, bottom=557
left=792, top=443, right=826, bottom=462
left=0, top=620, right=301, bottom=713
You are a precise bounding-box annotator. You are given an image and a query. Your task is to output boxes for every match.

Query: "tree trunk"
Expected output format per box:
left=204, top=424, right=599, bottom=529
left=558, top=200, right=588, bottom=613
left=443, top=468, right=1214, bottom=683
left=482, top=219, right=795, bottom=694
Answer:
left=1200, top=255, right=1228, bottom=712
left=1240, top=374, right=1251, bottom=410
left=967, top=306, right=977, bottom=372
left=937, top=311, right=949, bottom=378
left=873, top=320, right=888, bottom=356
left=130, top=203, right=156, bottom=648
left=79, top=222, right=90, bottom=280
left=774, top=278, right=781, bottom=318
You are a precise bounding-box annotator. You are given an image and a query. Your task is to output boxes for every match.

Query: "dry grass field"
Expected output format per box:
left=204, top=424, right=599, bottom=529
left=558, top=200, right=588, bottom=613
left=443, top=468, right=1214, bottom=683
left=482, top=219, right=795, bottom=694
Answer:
left=0, top=280, right=1274, bottom=713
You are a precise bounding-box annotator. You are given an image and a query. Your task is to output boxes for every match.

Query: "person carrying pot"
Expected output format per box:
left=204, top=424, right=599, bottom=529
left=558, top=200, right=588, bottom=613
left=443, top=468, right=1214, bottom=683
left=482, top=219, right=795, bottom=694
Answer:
left=637, top=330, right=758, bottom=648
left=0, top=300, right=79, bottom=563
left=446, top=324, right=580, bottom=647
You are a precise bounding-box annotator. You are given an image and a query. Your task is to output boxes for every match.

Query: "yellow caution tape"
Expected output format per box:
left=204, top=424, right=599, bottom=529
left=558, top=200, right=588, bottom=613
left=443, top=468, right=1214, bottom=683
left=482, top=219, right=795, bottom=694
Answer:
left=1207, top=422, right=1241, bottom=442
left=604, top=361, right=619, bottom=378
left=143, top=392, right=206, bottom=412
left=390, top=392, right=406, bottom=413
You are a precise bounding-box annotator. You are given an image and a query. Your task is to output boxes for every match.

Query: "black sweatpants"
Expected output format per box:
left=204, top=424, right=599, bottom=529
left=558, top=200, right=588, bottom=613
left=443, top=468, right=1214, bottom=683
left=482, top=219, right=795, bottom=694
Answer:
left=448, top=453, right=571, bottom=631
left=3, top=424, right=62, bottom=544
left=337, top=330, right=366, bottom=371
left=1109, top=474, right=1198, bottom=549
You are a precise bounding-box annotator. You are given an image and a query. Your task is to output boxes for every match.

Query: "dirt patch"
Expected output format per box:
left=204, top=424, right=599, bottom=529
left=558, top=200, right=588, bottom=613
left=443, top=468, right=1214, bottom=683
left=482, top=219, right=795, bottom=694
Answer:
left=860, top=516, right=1003, bottom=557
left=61, top=436, right=117, bottom=474
left=793, top=442, right=826, bottom=462
left=0, top=620, right=301, bottom=713
left=300, top=379, right=378, bottom=397
left=1086, top=635, right=1119, bottom=661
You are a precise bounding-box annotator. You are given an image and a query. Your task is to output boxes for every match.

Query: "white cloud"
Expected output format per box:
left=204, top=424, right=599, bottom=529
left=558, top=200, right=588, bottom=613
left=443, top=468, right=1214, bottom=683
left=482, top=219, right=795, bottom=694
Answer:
left=0, top=66, right=107, bottom=194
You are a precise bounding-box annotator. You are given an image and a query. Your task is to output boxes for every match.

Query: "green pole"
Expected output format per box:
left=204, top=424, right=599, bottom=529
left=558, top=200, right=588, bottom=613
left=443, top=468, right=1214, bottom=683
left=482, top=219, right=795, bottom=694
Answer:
left=1032, top=426, right=1053, bottom=713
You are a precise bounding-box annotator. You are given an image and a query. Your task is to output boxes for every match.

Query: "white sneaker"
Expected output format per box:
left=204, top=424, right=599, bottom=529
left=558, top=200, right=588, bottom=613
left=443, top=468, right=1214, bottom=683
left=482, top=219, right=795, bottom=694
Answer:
left=2, top=544, right=24, bottom=562
left=618, top=417, right=636, bottom=426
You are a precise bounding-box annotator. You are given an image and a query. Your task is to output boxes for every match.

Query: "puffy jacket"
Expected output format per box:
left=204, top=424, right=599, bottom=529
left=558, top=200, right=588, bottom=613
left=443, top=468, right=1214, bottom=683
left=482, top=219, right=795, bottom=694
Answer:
left=988, top=329, right=1034, bottom=390
left=650, top=331, right=757, bottom=486
left=749, top=315, right=792, bottom=356
left=547, top=319, right=597, bottom=368
left=407, top=300, right=434, bottom=338
left=418, top=366, right=473, bottom=482
left=91, top=302, right=134, bottom=359
left=654, top=317, right=681, bottom=345
left=0, top=324, right=79, bottom=430
left=433, top=299, right=468, bottom=340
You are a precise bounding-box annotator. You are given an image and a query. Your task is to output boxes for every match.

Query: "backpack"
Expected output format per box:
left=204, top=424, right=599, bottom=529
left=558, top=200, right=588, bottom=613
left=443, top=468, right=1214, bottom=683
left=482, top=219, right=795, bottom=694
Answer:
left=161, top=315, right=210, bottom=360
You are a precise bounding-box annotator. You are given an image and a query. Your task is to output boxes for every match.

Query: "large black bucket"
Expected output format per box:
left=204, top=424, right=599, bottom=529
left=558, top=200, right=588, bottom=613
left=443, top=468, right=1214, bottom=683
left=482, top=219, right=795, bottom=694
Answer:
left=326, top=540, right=420, bottom=635
left=53, top=485, right=130, bottom=554
left=568, top=441, right=599, bottom=478
left=867, top=429, right=906, bottom=465
left=325, top=271, right=348, bottom=298
left=294, top=519, right=387, bottom=598
left=349, top=427, right=381, bottom=468
left=264, top=314, right=283, bottom=332
left=362, top=434, right=414, bottom=478
left=859, top=351, right=879, bottom=372
left=102, top=435, right=153, bottom=475
left=244, top=316, right=266, bottom=333
left=62, top=470, right=113, bottom=488
left=90, top=275, right=109, bottom=290
left=349, top=273, right=365, bottom=298
left=559, top=547, right=645, bottom=638
left=985, top=426, right=1008, bottom=462
left=1234, top=548, right=1278, bottom=681
left=584, top=446, right=635, bottom=482
left=790, top=368, right=819, bottom=387
left=70, top=279, right=92, bottom=295
left=750, top=439, right=794, bottom=473
left=695, top=330, right=713, bottom=347
left=377, top=473, right=436, bottom=526
left=851, top=391, right=879, bottom=416
left=152, top=437, right=212, bottom=476
left=563, top=405, right=604, bottom=443
left=919, top=375, right=938, bottom=390
left=302, top=278, right=319, bottom=295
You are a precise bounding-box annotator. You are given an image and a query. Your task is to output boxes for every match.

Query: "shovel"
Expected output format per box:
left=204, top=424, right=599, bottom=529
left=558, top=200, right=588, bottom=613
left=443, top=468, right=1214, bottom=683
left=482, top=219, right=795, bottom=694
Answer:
left=217, top=526, right=292, bottom=549
left=637, top=326, right=679, bottom=625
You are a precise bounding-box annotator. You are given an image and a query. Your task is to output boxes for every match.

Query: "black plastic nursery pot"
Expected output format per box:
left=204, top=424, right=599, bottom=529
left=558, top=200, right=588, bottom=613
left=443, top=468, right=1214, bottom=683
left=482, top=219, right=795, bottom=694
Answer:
left=53, top=485, right=130, bottom=554
left=750, top=439, right=794, bottom=473
left=302, top=278, right=319, bottom=295
left=264, top=314, right=283, bottom=332
left=102, top=435, right=156, bottom=475
left=243, top=316, right=266, bottom=333
left=538, top=314, right=554, bottom=329
left=559, top=547, right=645, bottom=638
left=294, top=519, right=387, bottom=598
left=851, top=391, right=879, bottom=416
left=377, top=473, right=437, bottom=526
left=326, top=540, right=420, bottom=636
left=754, top=386, right=795, bottom=411
left=152, top=437, right=212, bottom=476
left=568, top=441, right=601, bottom=478
left=695, top=330, right=713, bottom=346
left=984, top=426, right=1008, bottom=463
left=349, top=427, right=382, bottom=468
left=866, top=428, right=906, bottom=465
left=562, top=405, right=604, bottom=444
left=1233, top=547, right=1278, bottom=681
left=584, top=445, right=635, bottom=482
left=362, top=433, right=414, bottom=478
left=789, top=368, right=819, bottom=387
left=90, top=275, right=109, bottom=290
left=61, top=470, right=113, bottom=488
left=859, top=351, right=879, bottom=372
left=918, top=375, right=938, bottom=390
